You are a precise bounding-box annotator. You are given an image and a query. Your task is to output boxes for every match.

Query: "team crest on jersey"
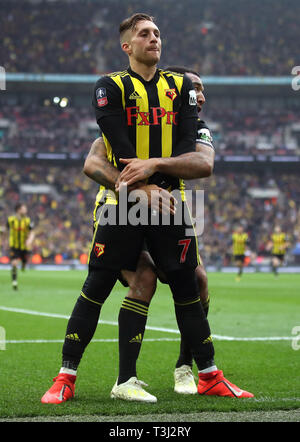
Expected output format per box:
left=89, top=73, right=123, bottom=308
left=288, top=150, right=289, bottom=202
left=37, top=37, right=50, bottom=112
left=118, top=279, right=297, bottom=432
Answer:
left=94, top=242, right=105, bottom=257
left=165, top=88, right=177, bottom=101
left=96, top=88, right=108, bottom=107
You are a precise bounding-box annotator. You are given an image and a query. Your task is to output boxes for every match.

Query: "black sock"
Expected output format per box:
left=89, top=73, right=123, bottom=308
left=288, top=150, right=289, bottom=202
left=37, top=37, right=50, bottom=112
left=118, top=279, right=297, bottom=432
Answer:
left=201, top=295, right=210, bottom=317
left=62, top=294, right=102, bottom=370
left=175, top=295, right=210, bottom=369
left=118, top=297, right=149, bottom=385
left=238, top=267, right=243, bottom=276
left=176, top=338, right=193, bottom=368
left=174, top=298, right=215, bottom=371
left=11, top=266, right=17, bottom=282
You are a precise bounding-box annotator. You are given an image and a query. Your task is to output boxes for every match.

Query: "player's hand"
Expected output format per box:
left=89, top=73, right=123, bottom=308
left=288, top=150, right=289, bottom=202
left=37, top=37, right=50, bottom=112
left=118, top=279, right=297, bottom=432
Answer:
left=116, top=158, right=158, bottom=188
left=136, top=183, right=177, bottom=216
left=118, top=182, right=177, bottom=215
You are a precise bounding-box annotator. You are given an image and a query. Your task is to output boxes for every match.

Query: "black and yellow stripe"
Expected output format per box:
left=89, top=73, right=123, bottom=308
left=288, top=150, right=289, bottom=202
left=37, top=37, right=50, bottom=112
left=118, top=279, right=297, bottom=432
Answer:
left=80, top=290, right=103, bottom=307
left=120, top=298, right=149, bottom=317
left=232, top=233, right=248, bottom=255
left=7, top=215, right=32, bottom=250
left=272, top=233, right=287, bottom=255
left=93, top=68, right=186, bottom=213
left=174, top=296, right=201, bottom=307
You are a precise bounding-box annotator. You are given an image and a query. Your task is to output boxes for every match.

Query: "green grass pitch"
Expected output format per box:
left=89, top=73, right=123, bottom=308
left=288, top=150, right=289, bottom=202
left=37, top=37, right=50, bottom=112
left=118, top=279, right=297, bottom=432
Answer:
left=0, top=270, right=299, bottom=420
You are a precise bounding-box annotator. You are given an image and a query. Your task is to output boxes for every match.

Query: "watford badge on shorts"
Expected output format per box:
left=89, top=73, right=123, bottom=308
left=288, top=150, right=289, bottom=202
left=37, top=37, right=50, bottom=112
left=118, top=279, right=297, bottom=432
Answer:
left=94, top=242, right=105, bottom=258
left=165, top=88, right=177, bottom=101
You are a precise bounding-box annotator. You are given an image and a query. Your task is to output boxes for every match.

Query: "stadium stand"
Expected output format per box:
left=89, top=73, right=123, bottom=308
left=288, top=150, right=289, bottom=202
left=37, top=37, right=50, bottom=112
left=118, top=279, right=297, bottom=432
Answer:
left=1, top=163, right=299, bottom=266
left=0, top=0, right=299, bottom=269
left=0, top=0, right=299, bottom=76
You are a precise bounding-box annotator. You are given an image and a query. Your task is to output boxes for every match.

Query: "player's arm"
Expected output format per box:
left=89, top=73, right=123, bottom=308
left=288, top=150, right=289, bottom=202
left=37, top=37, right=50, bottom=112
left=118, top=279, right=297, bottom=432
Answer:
left=26, top=222, right=35, bottom=249
left=117, top=119, right=215, bottom=186
left=84, top=137, right=177, bottom=215
left=83, top=137, right=120, bottom=190
left=92, top=77, right=136, bottom=169
left=117, top=142, right=214, bottom=187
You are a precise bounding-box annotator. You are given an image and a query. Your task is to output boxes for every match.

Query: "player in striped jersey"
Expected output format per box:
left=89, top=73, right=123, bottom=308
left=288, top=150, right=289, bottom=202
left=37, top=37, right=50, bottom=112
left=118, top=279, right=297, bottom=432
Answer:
left=84, top=66, right=213, bottom=396
left=6, top=203, right=35, bottom=290
left=270, top=226, right=289, bottom=276
left=232, top=225, right=249, bottom=281
left=41, top=13, right=253, bottom=404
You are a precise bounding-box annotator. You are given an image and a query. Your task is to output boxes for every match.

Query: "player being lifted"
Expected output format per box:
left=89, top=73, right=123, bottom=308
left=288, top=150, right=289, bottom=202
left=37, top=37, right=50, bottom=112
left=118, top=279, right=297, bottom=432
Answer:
left=232, top=225, right=249, bottom=281
left=41, top=13, right=253, bottom=404
left=6, top=203, right=35, bottom=290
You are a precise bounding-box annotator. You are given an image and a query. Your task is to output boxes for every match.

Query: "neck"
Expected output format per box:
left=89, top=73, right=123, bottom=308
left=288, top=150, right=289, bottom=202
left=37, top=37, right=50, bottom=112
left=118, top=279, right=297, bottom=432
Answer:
left=129, top=59, right=157, bottom=81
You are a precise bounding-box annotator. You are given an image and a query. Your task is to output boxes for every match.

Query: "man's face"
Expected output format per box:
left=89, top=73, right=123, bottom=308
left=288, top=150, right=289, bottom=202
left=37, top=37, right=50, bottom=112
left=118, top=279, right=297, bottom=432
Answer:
left=123, top=20, right=161, bottom=66
left=186, top=72, right=205, bottom=112
left=18, top=205, right=27, bottom=216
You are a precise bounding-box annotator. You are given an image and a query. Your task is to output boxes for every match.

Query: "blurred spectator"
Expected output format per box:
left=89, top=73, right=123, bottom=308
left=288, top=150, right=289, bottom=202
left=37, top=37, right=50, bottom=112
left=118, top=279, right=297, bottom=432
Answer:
left=0, top=163, right=299, bottom=266
left=0, top=0, right=298, bottom=76
left=0, top=103, right=299, bottom=155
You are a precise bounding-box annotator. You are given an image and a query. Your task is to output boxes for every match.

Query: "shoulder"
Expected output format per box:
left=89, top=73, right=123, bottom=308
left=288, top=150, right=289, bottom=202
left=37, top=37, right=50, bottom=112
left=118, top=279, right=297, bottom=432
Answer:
left=161, top=69, right=184, bottom=79
left=160, top=69, right=187, bottom=92
left=94, top=70, right=129, bottom=90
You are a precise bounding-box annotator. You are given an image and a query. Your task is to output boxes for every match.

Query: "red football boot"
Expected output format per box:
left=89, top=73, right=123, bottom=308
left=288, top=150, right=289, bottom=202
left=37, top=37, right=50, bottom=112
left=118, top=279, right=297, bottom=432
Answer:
left=41, top=373, right=76, bottom=404
left=198, top=370, right=254, bottom=398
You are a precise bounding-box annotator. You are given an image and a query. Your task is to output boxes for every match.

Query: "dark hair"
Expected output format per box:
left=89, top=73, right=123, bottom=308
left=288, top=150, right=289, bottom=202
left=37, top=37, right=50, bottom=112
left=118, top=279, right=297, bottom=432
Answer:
left=165, top=65, right=200, bottom=78
left=119, top=13, right=154, bottom=37
left=15, top=203, right=24, bottom=212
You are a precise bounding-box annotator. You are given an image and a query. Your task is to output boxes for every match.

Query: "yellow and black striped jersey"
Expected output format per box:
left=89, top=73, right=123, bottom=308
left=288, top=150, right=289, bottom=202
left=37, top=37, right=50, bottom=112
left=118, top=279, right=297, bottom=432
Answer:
left=271, top=233, right=287, bottom=255
left=92, top=67, right=198, bottom=216
left=232, top=232, right=248, bottom=255
left=7, top=215, right=33, bottom=250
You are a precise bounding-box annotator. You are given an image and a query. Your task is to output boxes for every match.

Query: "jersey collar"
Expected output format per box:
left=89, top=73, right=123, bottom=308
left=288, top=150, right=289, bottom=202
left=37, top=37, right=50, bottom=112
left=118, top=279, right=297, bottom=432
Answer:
left=127, top=66, right=160, bottom=84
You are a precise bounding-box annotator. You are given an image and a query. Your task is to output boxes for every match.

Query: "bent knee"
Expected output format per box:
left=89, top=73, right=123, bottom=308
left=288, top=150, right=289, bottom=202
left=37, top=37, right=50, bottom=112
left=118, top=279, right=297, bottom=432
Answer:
left=195, top=265, right=207, bottom=286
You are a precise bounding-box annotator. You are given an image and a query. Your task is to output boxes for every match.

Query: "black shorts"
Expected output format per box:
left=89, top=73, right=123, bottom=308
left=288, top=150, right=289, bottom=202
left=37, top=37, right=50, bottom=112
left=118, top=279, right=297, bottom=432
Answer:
left=234, top=254, right=245, bottom=263
left=88, top=203, right=144, bottom=272
left=88, top=201, right=200, bottom=274
left=272, top=254, right=285, bottom=262
left=10, top=248, right=28, bottom=263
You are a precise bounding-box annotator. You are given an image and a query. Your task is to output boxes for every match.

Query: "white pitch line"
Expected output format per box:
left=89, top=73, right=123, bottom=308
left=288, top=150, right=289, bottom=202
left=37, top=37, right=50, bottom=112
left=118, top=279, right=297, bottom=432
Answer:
left=0, top=305, right=294, bottom=341
left=0, top=338, right=181, bottom=344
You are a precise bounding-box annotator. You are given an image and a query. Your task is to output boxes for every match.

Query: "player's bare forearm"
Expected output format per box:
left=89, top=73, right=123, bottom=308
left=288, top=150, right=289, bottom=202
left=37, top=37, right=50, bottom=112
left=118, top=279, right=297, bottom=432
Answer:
left=156, top=143, right=214, bottom=179
left=118, top=143, right=214, bottom=185
left=83, top=137, right=120, bottom=190
left=84, top=138, right=175, bottom=215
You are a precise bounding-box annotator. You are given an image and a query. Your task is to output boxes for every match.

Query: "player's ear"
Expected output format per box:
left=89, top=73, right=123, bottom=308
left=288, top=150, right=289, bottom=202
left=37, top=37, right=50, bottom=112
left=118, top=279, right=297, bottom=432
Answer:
left=121, top=41, right=132, bottom=56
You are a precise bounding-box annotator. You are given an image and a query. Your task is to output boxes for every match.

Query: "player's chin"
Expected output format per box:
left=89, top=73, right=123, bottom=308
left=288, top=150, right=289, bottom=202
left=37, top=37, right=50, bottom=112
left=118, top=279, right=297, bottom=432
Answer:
left=145, top=51, right=161, bottom=65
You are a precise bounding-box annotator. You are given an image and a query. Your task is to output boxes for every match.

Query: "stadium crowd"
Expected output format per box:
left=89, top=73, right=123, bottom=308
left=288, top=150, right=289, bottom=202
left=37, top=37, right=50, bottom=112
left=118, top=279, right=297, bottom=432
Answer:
left=1, top=0, right=299, bottom=267
left=0, top=103, right=299, bottom=156
left=1, top=0, right=298, bottom=76
left=1, top=163, right=299, bottom=266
